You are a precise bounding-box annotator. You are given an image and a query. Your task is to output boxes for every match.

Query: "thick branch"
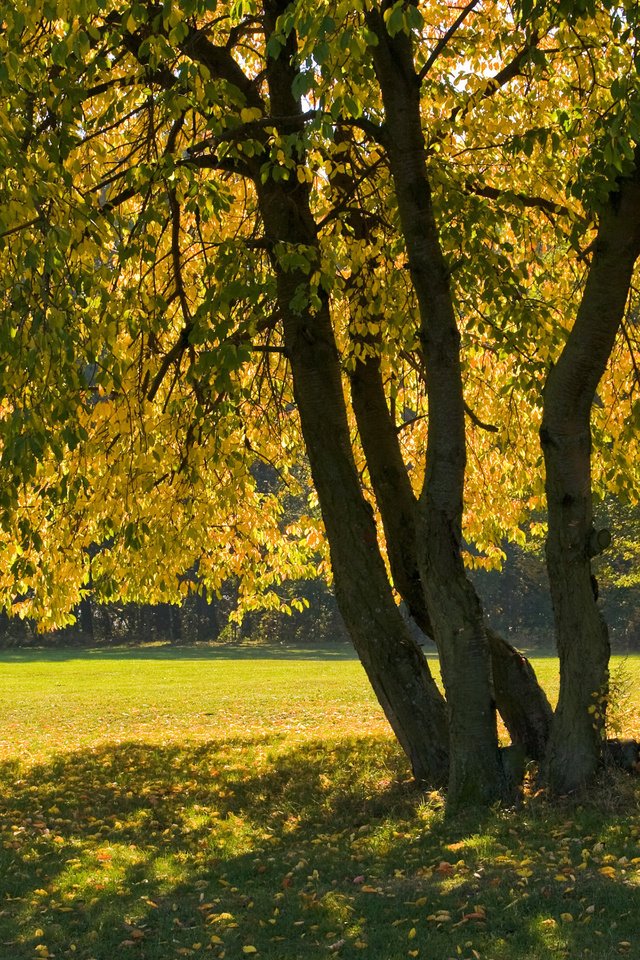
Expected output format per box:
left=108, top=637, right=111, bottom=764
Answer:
left=180, top=29, right=263, bottom=110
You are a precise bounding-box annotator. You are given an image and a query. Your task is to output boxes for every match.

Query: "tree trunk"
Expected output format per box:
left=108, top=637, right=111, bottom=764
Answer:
left=350, top=355, right=552, bottom=761
left=255, top=1, right=449, bottom=786
left=488, top=627, right=551, bottom=760
left=541, top=157, right=640, bottom=794
left=77, top=594, right=94, bottom=643
left=367, top=9, right=507, bottom=808
left=195, top=591, right=219, bottom=642
left=330, top=123, right=552, bottom=763
left=171, top=604, right=183, bottom=644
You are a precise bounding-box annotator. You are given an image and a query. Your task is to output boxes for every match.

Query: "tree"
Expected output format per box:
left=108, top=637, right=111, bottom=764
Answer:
left=541, top=153, right=640, bottom=792
left=1, top=0, right=639, bottom=808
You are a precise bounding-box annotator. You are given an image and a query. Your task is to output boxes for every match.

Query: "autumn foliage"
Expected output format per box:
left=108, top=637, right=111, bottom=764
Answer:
left=1, top=1, right=640, bottom=806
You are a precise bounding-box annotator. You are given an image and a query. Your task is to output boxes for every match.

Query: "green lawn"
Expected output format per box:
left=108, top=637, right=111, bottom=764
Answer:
left=0, top=645, right=639, bottom=960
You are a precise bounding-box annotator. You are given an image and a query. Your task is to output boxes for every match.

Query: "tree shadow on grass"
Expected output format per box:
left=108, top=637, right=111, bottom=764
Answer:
left=1, top=739, right=639, bottom=959
left=0, top=643, right=364, bottom=664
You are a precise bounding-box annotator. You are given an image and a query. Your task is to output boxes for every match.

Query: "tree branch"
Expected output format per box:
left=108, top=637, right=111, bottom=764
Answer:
left=418, top=0, right=481, bottom=84
left=463, top=399, right=499, bottom=433
left=168, top=189, right=191, bottom=325
left=466, top=179, right=572, bottom=218
left=147, top=327, right=190, bottom=402
left=621, top=317, right=640, bottom=391
left=0, top=216, right=41, bottom=240
left=179, top=29, right=263, bottom=110
left=446, top=32, right=541, bottom=130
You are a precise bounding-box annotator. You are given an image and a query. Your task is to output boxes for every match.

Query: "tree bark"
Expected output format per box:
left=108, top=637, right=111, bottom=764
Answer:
left=335, top=132, right=550, bottom=765
left=367, top=9, right=507, bottom=808
left=254, top=0, right=449, bottom=786
left=488, top=627, right=551, bottom=760
left=541, top=157, right=640, bottom=794
left=350, top=355, right=552, bottom=761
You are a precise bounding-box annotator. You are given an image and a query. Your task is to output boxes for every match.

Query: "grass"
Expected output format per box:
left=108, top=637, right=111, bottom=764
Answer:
left=0, top=644, right=639, bottom=960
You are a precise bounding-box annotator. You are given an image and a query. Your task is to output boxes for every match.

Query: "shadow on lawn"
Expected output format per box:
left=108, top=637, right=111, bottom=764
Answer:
left=0, top=643, right=364, bottom=664
left=1, top=738, right=639, bottom=959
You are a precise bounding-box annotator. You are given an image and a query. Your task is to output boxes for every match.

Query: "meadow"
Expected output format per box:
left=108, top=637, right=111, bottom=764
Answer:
left=0, top=645, right=639, bottom=960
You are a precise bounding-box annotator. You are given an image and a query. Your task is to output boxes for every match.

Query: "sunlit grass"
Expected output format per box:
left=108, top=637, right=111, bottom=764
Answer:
left=0, top=645, right=639, bottom=959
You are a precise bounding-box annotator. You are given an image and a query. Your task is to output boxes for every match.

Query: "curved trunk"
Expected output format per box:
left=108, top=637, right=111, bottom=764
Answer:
left=367, top=11, right=507, bottom=808
left=542, top=158, right=640, bottom=794
left=256, top=1, right=449, bottom=786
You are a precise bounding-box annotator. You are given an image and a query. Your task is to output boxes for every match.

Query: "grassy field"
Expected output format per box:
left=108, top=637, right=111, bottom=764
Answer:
left=0, top=645, right=639, bottom=960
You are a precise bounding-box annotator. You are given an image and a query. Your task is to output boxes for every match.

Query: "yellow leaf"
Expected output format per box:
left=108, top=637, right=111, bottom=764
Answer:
left=240, top=108, right=261, bottom=124
left=210, top=936, right=224, bottom=944
left=408, top=927, right=417, bottom=939
left=560, top=913, right=574, bottom=923
left=242, top=948, right=257, bottom=955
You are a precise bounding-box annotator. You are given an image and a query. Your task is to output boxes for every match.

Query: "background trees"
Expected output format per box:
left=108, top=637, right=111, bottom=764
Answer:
left=1, top=0, right=639, bottom=808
